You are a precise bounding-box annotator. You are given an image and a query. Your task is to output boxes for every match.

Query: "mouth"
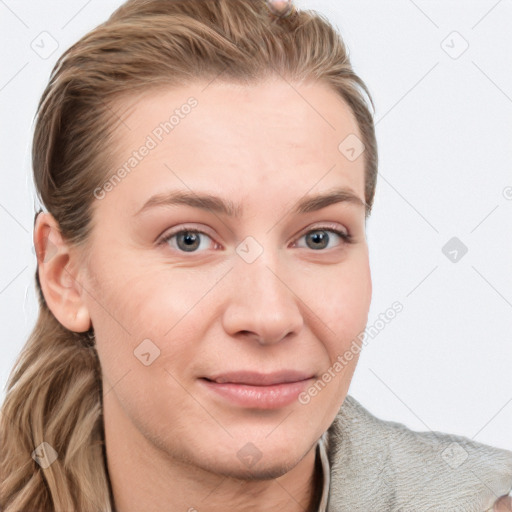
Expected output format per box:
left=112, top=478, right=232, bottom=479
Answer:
left=199, top=371, right=315, bottom=409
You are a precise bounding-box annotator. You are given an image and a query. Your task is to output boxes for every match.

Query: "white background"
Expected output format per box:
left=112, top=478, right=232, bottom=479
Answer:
left=1, top=0, right=511, bottom=452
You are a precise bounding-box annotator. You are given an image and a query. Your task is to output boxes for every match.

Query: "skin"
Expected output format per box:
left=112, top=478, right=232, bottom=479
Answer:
left=33, top=77, right=512, bottom=511
left=495, top=497, right=512, bottom=512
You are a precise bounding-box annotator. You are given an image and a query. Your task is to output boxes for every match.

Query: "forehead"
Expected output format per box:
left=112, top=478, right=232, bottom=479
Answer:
left=104, top=78, right=366, bottom=213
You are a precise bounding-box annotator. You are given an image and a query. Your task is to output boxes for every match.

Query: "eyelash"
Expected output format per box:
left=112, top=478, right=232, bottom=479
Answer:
left=158, top=224, right=353, bottom=252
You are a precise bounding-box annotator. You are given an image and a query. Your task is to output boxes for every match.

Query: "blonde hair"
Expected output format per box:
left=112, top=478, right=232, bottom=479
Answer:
left=0, top=1, right=378, bottom=510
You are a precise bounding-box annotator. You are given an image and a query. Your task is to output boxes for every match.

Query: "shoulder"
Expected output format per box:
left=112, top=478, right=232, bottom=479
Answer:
left=325, top=395, right=512, bottom=512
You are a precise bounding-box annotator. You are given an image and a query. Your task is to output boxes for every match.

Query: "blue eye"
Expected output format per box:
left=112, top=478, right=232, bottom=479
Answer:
left=295, top=228, right=352, bottom=250
left=161, top=229, right=215, bottom=252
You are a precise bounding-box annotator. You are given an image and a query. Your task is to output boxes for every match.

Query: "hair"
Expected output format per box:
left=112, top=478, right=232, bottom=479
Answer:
left=0, top=1, right=378, bottom=510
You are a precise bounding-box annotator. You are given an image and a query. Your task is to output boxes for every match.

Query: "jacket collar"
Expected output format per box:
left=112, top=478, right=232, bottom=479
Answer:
left=322, top=395, right=512, bottom=511
left=316, top=432, right=330, bottom=512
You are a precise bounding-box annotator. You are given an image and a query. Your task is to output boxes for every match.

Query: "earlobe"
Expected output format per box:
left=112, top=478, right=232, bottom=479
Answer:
left=34, top=212, right=92, bottom=333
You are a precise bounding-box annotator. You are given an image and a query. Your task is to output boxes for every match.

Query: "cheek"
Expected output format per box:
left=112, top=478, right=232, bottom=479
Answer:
left=300, top=252, right=372, bottom=353
left=85, top=260, right=227, bottom=375
left=117, top=265, right=228, bottom=336
left=296, top=262, right=370, bottom=431
left=85, top=265, right=205, bottom=424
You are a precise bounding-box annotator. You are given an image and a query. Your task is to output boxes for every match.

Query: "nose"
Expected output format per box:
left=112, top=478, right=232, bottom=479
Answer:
left=221, top=252, right=304, bottom=346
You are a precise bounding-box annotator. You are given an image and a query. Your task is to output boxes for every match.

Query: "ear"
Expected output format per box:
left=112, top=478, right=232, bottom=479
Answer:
left=34, top=212, right=91, bottom=333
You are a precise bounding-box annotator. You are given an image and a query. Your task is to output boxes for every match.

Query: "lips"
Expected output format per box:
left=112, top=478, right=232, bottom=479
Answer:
left=205, top=370, right=314, bottom=386
left=200, top=371, right=315, bottom=409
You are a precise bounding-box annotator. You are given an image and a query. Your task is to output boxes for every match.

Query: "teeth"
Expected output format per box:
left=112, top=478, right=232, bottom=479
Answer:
left=215, top=378, right=228, bottom=384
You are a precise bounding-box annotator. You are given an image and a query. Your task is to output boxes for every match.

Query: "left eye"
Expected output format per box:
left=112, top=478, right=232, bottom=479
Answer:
left=294, top=228, right=351, bottom=251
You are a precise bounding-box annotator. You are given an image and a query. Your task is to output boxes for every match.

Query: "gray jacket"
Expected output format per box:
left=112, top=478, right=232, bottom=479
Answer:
left=321, top=395, right=512, bottom=511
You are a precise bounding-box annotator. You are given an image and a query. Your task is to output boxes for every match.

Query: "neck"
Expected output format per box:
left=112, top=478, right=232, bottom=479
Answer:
left=103, top=395, right=323, bottom=512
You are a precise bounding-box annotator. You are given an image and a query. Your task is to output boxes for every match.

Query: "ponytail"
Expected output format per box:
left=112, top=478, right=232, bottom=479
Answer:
left=0, top=277, right=112, bottom=511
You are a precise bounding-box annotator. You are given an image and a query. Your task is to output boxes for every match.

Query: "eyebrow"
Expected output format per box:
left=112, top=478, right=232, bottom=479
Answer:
left=134, top=187, right=367, bottom=217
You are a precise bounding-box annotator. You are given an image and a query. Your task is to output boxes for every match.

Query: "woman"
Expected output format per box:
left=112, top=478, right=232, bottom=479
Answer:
left=1, top=0, right=511, bottom=510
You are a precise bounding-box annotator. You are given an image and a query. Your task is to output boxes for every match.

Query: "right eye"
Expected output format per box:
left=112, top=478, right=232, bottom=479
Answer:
left=160, top=228, right=218, bottom=253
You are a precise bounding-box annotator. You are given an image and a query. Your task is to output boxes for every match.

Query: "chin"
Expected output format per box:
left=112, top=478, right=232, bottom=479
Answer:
left=208, top=457, right=301, bottom=481
left=188, top=435, right=317, bottom=482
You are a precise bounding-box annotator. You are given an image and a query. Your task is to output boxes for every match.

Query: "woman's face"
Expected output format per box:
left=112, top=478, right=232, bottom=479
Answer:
left=80, top=77, right=372, bottom=479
